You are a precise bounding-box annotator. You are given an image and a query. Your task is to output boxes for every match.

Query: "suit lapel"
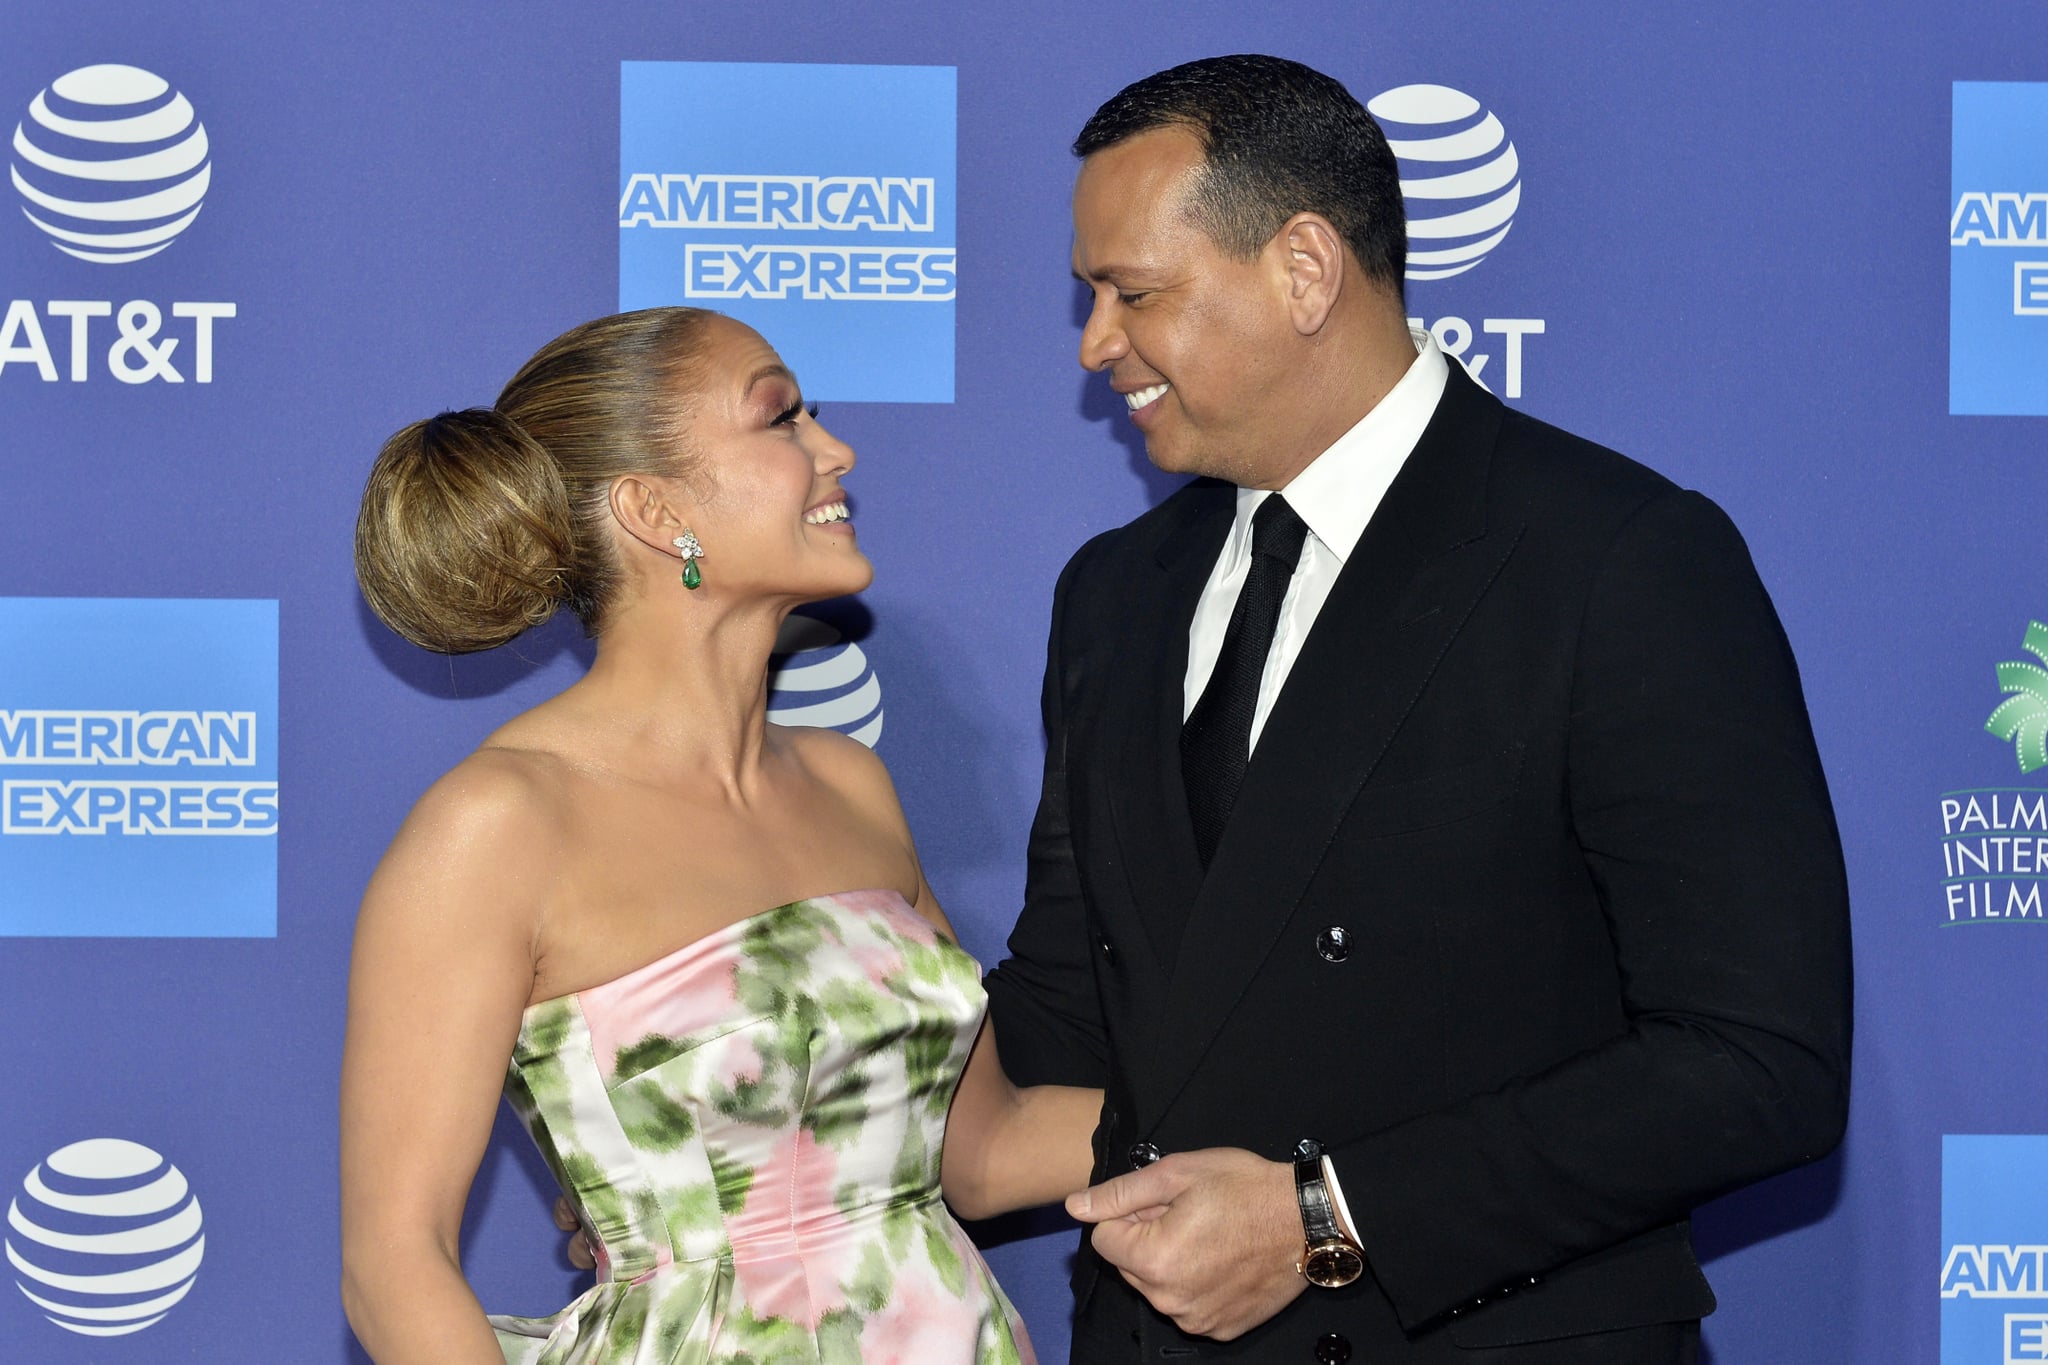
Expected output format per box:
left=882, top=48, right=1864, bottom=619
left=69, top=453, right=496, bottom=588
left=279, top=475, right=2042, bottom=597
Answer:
left=1141, top=366, right=1523, bottom=1128
left=1104, top=482, right=1232, bottom=983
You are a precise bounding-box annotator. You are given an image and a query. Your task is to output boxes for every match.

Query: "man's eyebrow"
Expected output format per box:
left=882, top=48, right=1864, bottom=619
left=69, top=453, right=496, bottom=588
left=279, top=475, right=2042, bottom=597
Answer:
left=1073, top=262, right=1144, bottom=284
left=743, top=364, right=797, bottom=396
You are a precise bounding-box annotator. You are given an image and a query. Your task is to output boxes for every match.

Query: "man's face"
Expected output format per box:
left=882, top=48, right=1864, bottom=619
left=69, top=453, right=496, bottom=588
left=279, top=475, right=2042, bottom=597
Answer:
left=1071, top=125, right=1293, bottom=483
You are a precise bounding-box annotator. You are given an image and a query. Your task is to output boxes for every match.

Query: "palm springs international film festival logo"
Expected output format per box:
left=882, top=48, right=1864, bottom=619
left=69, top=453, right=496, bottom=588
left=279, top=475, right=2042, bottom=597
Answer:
left=619, top=61, right=955, bottom=404
left=1368, top=83, right=1544, bottom=400
left=6, top=1139, right=204, bottom=1338
left=1941, top=1135, right=2048, bottom=1363
left=0, top=598, right=278, bottom=938
left=2, top=63, right=234, bottom=386
left=1938, top=621, right=2048, bottom=923
left=1950, top=81, right=2048, bottom=415
left=768, top=612, right=883, bottom=748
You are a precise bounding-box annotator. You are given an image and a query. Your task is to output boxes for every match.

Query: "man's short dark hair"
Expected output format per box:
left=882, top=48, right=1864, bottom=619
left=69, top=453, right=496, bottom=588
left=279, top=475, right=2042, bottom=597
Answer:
left=1074, top=54, right=1407, bottom=297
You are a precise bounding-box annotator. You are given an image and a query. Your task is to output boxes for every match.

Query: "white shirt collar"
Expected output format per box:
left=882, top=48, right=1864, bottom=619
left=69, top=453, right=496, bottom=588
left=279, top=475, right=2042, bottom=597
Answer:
left=1236, top=327, right=1450, bottom=564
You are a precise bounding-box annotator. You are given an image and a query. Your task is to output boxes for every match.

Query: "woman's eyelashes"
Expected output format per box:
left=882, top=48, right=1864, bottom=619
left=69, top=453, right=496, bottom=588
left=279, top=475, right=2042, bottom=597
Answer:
left=771, top=399, right=821, bottom=428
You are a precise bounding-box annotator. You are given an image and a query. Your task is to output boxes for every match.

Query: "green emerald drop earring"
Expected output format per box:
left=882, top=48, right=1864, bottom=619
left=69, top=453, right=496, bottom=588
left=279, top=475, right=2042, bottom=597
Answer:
left=672, top=530, right=704, bottom=589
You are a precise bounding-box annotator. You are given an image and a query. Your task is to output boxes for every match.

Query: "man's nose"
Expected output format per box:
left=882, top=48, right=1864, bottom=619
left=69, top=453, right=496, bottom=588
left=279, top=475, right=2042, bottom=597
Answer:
left=1078, top=296, right=1127, bottom=372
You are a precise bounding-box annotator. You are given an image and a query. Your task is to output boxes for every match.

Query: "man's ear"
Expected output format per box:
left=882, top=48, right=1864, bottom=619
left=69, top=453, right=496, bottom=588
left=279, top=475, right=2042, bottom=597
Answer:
left=608, top=474, right=688, bottom=558
left=1278, top=213, right=1346, bottom=337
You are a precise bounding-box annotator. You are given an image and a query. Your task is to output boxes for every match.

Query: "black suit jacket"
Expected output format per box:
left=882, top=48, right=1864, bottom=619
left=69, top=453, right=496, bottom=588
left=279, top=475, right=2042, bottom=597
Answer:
left=984, top=365, right=1852, bottom=1362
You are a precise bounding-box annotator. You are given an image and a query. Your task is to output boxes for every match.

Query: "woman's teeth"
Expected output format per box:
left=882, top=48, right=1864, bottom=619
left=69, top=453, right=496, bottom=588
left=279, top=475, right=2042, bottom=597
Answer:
left=1125, top=382, right=1170, bottom=411
left=804, top=502, right=850, bottom=525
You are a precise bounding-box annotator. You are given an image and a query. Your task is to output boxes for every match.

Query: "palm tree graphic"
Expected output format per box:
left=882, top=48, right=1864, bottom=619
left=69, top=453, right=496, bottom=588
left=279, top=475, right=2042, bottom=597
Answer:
left=1987, top=621, right=2048, bottom=773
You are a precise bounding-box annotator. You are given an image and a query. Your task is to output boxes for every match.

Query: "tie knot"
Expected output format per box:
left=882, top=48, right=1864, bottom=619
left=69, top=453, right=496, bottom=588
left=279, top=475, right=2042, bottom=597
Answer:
left=1250, top=494, right=1309, bottom=567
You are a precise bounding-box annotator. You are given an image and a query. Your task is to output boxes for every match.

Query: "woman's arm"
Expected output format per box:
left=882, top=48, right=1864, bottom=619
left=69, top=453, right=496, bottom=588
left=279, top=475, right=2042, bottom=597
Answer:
left=940, top=1018, right=1102, bottom=1220
left=339, top=754, right=558, bottom=1363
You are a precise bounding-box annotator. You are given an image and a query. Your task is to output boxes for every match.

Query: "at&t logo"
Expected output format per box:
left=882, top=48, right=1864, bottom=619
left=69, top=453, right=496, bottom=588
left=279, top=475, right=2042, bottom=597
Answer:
left=5, top=1138, right=204, bottom=1337
left=1368, top=83, right=1519, bottom=281
left=3, top=64, right=235, bottom=385
left=769, top=613, right=883, bottom=748
left=1369, top=82, right=1544, bottom=399
left=10, top=63, right=210, bottom=263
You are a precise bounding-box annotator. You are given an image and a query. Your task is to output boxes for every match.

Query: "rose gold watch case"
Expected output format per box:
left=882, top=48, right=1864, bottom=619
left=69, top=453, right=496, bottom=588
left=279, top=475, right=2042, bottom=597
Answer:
left=1302, top=1239, right=1366, bottom=1288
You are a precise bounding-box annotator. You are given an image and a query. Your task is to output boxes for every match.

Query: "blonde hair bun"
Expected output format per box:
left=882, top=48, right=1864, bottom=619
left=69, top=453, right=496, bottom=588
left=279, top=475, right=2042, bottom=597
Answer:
left=355, top=308, right=715, bottom=652
left=354, top=407, right=574, bottom=654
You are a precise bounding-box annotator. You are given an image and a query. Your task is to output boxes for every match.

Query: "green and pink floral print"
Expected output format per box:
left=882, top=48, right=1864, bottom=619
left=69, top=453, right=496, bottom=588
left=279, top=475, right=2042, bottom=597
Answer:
left=488, top=890, right=1036, bottom=1364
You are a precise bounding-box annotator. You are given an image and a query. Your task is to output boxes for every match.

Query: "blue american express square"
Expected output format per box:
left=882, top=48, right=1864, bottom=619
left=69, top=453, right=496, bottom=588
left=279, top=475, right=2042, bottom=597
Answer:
left=0, top=598, right=278, bottom=937
left=620, top=61, right=957, bottom=403
left=1942, top=1135, right=2048, bottom=1362
left=1951, top=82, right=2048, bottom=415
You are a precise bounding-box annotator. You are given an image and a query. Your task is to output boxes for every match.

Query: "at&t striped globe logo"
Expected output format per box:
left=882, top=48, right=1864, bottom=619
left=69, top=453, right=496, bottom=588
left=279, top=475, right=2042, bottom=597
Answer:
left=1367, top=84, right=1519, bottom=282
left=5, top=1139, right=204, bottom=1337
left=769, top=613, right=884, bottom=748
left=10, top=64, right=212, bottom=263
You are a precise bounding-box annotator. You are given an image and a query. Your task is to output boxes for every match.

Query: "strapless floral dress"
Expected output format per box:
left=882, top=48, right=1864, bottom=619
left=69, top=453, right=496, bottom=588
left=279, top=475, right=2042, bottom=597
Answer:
left=488, top=889, right=1035, bottom=1364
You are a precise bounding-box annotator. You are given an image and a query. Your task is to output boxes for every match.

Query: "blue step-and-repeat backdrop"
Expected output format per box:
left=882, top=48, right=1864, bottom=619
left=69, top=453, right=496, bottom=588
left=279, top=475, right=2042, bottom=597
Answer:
left=3, top=2, right=2046, bottom=1360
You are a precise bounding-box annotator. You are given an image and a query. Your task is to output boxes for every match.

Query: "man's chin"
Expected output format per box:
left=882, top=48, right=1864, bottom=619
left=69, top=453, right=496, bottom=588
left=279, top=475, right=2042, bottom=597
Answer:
left=1139, top=437, right=1196, bottom=476
left=1142, top=441, right=1231, bottom=483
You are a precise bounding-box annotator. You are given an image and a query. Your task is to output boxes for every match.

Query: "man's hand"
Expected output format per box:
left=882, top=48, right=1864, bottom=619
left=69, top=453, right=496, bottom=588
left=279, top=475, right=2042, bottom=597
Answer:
left=1065, top=1147, right=1307, bottom=1340
left=553, top=1195, right=595, bottom=1271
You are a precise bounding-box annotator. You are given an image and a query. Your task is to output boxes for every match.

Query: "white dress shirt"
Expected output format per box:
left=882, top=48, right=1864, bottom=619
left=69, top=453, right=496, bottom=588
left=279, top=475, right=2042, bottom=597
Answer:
left=1178, top=327, right=1451, bottom=1245
left=1183, top=328, right=1451, bottom=734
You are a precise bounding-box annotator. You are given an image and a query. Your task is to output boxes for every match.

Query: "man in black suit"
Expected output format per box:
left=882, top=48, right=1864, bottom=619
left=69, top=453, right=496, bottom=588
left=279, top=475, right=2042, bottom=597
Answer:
left=981, top=55, right=1852, bottom=1364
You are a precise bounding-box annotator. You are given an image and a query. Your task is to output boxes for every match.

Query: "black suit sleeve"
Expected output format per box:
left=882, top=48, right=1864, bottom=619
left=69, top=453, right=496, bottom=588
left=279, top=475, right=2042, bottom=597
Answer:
left=983, top=546, right=1112, bottom=1089
left=1334, top=487, right=1852, bottom=1328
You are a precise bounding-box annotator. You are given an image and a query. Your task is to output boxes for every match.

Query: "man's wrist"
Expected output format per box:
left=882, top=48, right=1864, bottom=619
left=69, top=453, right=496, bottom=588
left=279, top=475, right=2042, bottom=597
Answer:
left=1292, top=1140, right=1365, bottom=1288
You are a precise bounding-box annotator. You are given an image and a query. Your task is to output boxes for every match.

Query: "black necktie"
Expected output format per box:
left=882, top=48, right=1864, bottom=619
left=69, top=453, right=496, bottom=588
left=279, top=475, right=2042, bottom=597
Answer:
left=1181, top=495, right=1310, bottom=868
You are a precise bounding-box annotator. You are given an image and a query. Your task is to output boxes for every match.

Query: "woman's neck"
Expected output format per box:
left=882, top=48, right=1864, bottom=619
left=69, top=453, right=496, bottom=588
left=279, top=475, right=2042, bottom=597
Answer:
left=558, top=593, right=798, bottom=796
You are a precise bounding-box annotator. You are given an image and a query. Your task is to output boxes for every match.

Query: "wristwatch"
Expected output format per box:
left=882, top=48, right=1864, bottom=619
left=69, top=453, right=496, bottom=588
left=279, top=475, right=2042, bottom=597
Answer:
left=1292, top=1138, right=1366, bottom=1289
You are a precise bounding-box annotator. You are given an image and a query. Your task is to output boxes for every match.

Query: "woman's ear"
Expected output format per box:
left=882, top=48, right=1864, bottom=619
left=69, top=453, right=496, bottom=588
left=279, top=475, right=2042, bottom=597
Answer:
left=608, top=474, right=687, bottom=558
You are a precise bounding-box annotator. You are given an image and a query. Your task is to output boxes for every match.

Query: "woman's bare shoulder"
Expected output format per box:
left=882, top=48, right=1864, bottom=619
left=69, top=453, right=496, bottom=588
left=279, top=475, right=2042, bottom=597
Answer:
left=372, top=743, right=576, bottom=904
left=777, top=724, right=903, bottom=807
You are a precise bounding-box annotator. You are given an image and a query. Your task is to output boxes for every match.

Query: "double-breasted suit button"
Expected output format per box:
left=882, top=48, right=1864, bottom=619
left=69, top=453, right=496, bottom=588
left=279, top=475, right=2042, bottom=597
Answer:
left=1315, top=926, right=1350, bottom=962
left=1097, top=934, right=1116, bottom=964
left=1128, top=1140, right=1161, bottom=1167
left=1313, top=1332, right=1352, bottom=1363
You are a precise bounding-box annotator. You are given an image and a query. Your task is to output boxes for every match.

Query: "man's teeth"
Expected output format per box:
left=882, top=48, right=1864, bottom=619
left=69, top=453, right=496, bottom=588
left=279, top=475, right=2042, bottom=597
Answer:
left=804, top=502, right=850, bottom=525
left=1125, top=382, right=1170, bottom=411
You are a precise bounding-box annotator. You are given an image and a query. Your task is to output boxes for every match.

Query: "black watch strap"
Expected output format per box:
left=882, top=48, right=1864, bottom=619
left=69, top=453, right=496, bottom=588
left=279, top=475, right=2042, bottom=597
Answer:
left=1292, top=1138, right=1342, bottom=1244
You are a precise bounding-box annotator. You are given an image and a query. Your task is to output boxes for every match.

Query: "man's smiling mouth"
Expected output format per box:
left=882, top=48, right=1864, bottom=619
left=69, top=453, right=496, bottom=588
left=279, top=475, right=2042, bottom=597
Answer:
left=1124, top=382, right=1170, bottom=412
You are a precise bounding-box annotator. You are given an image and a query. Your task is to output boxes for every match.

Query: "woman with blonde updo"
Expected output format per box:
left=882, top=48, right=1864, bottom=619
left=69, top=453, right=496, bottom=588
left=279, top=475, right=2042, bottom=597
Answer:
left=339, top=308, right=1095, bottom=1364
